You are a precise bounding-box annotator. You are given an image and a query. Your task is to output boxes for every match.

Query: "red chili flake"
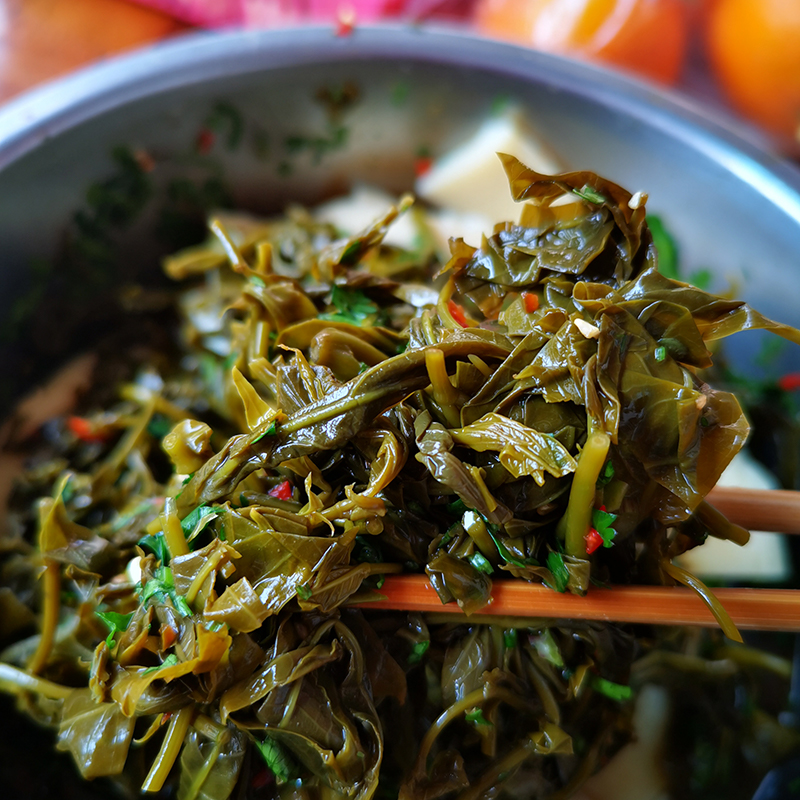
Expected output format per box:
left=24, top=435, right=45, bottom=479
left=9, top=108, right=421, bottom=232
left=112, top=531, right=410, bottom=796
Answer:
left=585, top=528, right=604, bottom=555
left=523, top=292, right=539, bottom=313
left=269, top=480, right=293, bottom=501
left=160, top=712, right=172, bottom=726
left=414, top=156, right=433, bottom=177
left=196, top=128, right=215, bottom=154
left=779, top=373, right=800, bottom=391
left=67, top=416, right=108, bottom=444
left=448, top=299, right=468, bottom=328
left=335, top=7, right=355, bottom=36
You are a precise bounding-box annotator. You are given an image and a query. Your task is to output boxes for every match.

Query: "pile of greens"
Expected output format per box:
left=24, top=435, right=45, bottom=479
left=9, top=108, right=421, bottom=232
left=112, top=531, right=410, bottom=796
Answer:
left=1, top=157, right=799, bottom=799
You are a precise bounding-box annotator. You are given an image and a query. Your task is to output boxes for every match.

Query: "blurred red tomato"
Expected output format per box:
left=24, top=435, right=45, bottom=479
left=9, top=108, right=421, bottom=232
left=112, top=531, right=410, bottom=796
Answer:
left=474, top=0, right=689, bottom=85
left=706, top=0, right=800, bottom=140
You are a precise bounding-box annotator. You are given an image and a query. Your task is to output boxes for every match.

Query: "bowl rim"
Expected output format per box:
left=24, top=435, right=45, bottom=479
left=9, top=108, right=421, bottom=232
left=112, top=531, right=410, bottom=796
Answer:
left=0, top=24, right=799, bottom=225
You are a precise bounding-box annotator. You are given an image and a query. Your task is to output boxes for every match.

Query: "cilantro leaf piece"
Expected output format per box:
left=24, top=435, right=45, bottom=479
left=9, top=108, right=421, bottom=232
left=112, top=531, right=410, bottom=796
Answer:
left=96, top=611, right=133, bottom=649
left=296, top=584, right=313, bottom=601
left=446, top=498, right=467, bottom=516
left=319, top=285, right=381, bottom=326
left=591, top=508, right=618, bottom=548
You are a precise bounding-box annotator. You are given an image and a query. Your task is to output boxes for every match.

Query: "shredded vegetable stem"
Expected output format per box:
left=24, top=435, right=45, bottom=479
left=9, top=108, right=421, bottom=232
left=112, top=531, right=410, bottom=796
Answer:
left=560, top=429, right=611, bottom=557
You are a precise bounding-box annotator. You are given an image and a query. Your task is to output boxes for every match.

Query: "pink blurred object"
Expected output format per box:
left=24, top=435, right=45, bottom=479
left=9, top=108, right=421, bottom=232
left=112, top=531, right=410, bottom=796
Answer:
left=131, top=0, right=474, bottom=27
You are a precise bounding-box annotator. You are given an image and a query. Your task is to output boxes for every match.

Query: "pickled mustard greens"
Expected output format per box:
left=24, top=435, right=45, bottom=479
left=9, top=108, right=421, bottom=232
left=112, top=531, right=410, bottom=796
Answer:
left=2, top=157, right=800, bottom=800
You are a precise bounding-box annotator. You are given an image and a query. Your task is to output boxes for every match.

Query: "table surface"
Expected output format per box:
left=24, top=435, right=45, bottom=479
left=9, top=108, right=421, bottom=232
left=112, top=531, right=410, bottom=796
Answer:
left=0, top=0, right=191, bottom=102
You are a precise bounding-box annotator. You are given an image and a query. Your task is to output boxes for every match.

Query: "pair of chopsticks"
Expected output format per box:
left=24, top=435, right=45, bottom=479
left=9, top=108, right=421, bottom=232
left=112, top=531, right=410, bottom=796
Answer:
left=352, top=486, right=800, bottom=632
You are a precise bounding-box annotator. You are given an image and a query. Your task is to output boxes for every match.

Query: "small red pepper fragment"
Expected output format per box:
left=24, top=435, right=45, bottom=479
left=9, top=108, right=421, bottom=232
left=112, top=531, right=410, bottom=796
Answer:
left=585, top=528, right=604, bottom=555
left=196, top=128, right=215, bottom=154
left=779, top=373, right=800, bottom=391
left=269, top=480, right=293, bottom=501
left=67, top=416, right=108, bottom=444
left=414, top=156, right=433, bottom=177
left=448, top=299, right=468, bottom=328
left=523, top=292, right=539, bottom=313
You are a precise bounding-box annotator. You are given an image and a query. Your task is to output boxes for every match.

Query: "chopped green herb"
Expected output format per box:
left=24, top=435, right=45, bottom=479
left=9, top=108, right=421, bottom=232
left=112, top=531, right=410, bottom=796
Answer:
left=146, top=414, right=173, bottom=439
left=375, top=574, right=385, bottom=590
left=358, top=361, right=369, bottom=375
left=573, top=184, right=606, bottom=205
left=285, top=124, right=348, bottom=164
left=138, top=531, right=170, bottom=564
left=205, top=101, right=244, bottom=150
left=654, top=345, right=667, bottom=362
left=469, top=552, right=494, bottom=575
left=486, top=525, right=538, bottom=569
left=591, top=676, right=633, bottom=702
left=465, top=708, right=493, bottom=727
left=503, top=629, right=518, bottom=649
left=647, top=214, right=679, bottom=279
left=250, top=275, right=266, bottom=288
left=254, top=736, right=296, bottom=784
left=96, top=611, right=133, bottom=649
left=296, top=584, right=313, bottom=601
left=142, top=653, right=179, bottom=675
left=545, top=551, right=569, bottom=593
left=408, top=640, right=430, bottom=665
left=320, top=285, right=381, bottom=325
left=180, top=505, right=220, bottom=543
left=139, top=566, right=192, bottom=617
left=252, top=420, right=278, bottom=444
left=446, top=498, right=467, bottom=516
left=591, top=508, right=618, bottom=548
left=596, top=460, right=615, bottom=487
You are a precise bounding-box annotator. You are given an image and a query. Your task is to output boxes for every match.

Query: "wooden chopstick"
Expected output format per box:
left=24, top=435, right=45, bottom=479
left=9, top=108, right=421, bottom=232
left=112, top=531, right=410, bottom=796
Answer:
left=352, top=576, right=800, bottom=631
left=349, top=488, right=800, bottom=631
left=707, top=486, right=800, bottom=535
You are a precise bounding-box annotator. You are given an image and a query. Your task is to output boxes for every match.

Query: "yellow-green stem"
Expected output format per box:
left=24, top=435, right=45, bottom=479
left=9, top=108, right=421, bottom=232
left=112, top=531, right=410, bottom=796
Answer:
left=28, top=559, right=60, bottom=675
left=142, top=705, right=193, bottom=793
left=425, top=348, right=461, bottom=429
left=562, top=432, right=610, bottom=557
left=661, top=560, right=743, bottom=643
left=0, top=662, right=73, bottom=699
left=163, top=496, right=189, bottom=559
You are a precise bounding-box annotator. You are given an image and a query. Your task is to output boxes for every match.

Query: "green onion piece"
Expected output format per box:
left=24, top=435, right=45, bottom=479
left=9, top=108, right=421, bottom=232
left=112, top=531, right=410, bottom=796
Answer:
left=591, top=676, right=633, bottom=702
left=408, top=640, right=430, bottom=665
left=469, top=552, right=494, bottom=575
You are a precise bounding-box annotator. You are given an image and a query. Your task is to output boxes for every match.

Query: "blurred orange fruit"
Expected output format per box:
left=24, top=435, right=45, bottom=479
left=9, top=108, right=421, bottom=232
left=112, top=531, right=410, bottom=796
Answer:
left=706, top=0, right=800, bottom=139
left=474, top=0, right=690, bottom=85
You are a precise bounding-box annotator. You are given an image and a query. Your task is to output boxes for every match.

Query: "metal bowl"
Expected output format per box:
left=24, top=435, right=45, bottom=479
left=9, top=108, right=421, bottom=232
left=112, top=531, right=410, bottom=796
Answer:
left=0, top=25, right=798, bottom=392
left=0, top=24, right=798, bottom=800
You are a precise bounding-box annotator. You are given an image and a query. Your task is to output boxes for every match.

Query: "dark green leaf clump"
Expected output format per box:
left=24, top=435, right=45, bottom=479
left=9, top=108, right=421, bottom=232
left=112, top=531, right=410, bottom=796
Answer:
left=2, top=157, right=798, bottom=800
